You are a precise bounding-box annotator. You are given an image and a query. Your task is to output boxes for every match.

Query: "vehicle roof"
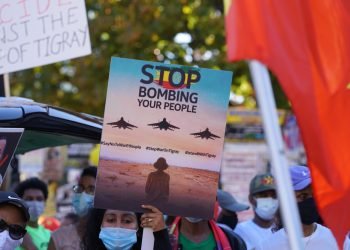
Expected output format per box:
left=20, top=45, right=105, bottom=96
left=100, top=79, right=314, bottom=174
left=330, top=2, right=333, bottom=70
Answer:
left=0, top=97, right=102, bottom=154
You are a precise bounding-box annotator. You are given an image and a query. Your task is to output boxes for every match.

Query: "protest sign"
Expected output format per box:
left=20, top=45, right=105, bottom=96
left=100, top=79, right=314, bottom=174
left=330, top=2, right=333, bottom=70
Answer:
left=225, top=107, right=286, bottom=141
left=19, top=146, right=66, bottom=181
left=94, top=57, right=232, bottom=218
left=0, top=0, right=91, bottom=74
left=0, top=128, right=24, bottom=185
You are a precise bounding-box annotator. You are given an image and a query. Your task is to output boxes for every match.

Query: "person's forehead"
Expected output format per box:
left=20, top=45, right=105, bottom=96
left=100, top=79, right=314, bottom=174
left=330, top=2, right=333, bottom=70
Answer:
left=0, top=204, right=26, bottom=226
left=295, top=185, right=312, bottom=194
left=78, top=175, right=96, bottom=186
left=254, top=189, right=276, bottom=196
left=23, top=188, right=45, bottom=197
left=104, top=209, right=136, bottom=217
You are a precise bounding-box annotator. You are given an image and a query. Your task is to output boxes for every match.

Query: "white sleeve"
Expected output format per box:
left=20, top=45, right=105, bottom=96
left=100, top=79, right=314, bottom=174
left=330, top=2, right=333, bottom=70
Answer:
left=234, top=223, right=253, bottom=250
left=255, top=240, right=268, bottom=250
left=344, top=233, right=350, bottom=250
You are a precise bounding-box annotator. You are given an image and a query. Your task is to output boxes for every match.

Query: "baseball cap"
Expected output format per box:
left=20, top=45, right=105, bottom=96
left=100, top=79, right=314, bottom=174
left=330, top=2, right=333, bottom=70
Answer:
left=217, top=190, right=249, bottom=212
left=249, top=173, right=276, bottom=195
left=0, top=191, right=30, bottom=222
left=289, top=165, right=311, bottom=191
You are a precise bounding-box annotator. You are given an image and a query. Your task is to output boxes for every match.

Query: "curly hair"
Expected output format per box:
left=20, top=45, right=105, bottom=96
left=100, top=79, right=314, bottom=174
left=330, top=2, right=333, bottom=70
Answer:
left=82, top=208, right=142, bottom=250
left=81, top=166, right=97, bottom=179
left=14, top=177, right=48, bottom=200
left=82, top=208, right=106, bottom=250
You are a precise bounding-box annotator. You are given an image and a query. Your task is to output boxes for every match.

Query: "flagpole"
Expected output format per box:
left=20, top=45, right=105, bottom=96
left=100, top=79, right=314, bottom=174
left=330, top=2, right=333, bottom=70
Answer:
left=249, top=60, right=304, bottom=250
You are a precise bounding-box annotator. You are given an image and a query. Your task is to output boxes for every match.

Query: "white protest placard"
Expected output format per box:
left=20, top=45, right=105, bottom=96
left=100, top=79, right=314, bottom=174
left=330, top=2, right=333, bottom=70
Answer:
left=0, top=0, right=91, bottom=74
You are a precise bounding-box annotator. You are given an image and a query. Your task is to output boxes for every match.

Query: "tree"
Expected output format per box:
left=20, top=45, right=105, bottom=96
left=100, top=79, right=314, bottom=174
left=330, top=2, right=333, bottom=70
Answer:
left=10, top=0, right=288, bottom=116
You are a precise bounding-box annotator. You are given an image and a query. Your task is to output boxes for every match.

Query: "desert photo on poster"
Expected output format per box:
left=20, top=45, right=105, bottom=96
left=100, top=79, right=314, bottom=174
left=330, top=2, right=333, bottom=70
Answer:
left=94, top=57, right=232, bottom=218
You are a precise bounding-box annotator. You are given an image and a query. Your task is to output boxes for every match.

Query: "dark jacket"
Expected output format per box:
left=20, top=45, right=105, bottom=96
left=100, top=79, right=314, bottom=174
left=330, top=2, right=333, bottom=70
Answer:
left=172, top=220, right=247, bottom=250
left=133, top=228, right=172, bottom=250
left=174, top=226, right=247, bottom=250
left=218, top=224, right=247, bottom=250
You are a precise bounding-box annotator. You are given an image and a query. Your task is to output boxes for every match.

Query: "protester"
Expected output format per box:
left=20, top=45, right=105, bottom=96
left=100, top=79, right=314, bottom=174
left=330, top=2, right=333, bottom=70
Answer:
left=257, top=165, right=338, bottom=249
left=217, top=189, right=249, bottom=230
left=14, top=177, right=50, bottom=250
left=60, top=212, right=79, bottom=227
left=48, top=166, right=97, bottom=250
left=170, top=215, right=247, bottom=250
left=82, top=204, right=171, bottom=250
left=234, top=173, right=278, bottom=250
left=0, top=191, right=30, bottom=250
left=344, top=232, right=350, bottom=250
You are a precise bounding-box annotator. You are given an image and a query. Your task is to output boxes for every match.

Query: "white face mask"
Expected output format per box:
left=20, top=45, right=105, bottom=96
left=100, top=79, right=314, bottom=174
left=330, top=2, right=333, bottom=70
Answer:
left=26, top=201, right=45, bottom=221
left=185, top=217, right=203, bottom=223
left=0, top=230, right=23, bottom=250
left=254, top=197, right=279, bottom=220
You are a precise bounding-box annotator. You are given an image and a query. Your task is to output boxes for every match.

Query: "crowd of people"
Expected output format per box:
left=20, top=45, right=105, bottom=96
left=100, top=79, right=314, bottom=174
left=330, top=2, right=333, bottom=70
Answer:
left=0, top=164, right=346, bottom=249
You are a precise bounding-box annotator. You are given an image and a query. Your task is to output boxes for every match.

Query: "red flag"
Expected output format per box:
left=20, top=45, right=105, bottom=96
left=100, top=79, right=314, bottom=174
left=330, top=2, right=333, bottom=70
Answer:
left=225, top=0, right=350, bottom=245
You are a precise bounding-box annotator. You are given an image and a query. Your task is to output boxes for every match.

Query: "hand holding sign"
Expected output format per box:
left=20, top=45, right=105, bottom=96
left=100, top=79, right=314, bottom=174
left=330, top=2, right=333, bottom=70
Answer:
left=140, top=205, right=166, bottom=232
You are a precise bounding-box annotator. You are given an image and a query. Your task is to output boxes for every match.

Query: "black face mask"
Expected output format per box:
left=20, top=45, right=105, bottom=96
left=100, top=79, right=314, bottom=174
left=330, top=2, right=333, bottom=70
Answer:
left=217, top=213, right=238, bottom=230
left=297, top=197, right=319, bottom=225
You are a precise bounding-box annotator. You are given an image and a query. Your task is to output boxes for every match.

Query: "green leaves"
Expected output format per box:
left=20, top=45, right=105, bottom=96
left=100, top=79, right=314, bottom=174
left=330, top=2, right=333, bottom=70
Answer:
left=10, top=0, right=289, bottom=116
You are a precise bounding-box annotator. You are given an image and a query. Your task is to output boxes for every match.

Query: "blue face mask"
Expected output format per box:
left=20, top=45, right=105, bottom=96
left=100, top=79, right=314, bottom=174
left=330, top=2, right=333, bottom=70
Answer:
left=72, top=192, right=94, bottom=216
left=99, top=227, right=137, bottom=250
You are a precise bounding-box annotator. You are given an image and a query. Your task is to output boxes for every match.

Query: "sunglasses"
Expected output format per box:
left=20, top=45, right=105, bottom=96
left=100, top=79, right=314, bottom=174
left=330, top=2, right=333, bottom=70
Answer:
left=0, top=219, right=27, bottom=240
left=72, top=185, right=95, bottom=195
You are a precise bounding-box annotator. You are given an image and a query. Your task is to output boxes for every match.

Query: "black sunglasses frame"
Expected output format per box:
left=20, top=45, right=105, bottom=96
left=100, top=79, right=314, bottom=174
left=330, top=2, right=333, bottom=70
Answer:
left=0, top=219, right=27, bottom=240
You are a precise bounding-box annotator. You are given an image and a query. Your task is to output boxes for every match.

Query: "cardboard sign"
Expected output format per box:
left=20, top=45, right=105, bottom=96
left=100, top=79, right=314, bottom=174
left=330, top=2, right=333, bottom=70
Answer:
left=19, top=146, right=66, bottom=181
left=225, top=107, right=286, bottom=141
left=0, top=128, right=24, bottom=185
left=0, top=0, right=91, bottom=74
left=94, top=58, right=232, bottom=218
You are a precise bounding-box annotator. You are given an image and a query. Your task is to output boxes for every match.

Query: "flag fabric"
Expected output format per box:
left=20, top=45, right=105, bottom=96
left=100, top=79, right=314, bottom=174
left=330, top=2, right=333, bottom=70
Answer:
left=225, top=0, right=350, bottom=245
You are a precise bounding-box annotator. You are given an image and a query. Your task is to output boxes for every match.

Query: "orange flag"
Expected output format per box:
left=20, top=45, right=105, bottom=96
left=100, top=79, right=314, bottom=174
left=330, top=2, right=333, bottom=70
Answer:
left=225, top=0, right=350, bottom=245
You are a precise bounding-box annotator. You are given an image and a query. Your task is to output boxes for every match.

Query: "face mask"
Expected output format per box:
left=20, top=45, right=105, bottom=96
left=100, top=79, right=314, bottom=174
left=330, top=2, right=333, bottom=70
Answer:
left=0, top=230, right=23, bottom=250
left=99, top=227, right=137, bottom=250
left=72, top=192, right=94, bottom=216
left=255, top=197, right=279, bottom=220
left=298, top=197, right=319, bottom=225
left=185, top=217, right=203, bottom=223
left=26, top=201, right=45, bottom=221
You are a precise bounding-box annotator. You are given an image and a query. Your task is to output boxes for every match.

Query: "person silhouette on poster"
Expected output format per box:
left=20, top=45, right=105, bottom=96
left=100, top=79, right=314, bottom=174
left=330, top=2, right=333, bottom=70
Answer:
left=0, top=137, right=9, bottom=184
left=145, top=157, right=170, bottom=204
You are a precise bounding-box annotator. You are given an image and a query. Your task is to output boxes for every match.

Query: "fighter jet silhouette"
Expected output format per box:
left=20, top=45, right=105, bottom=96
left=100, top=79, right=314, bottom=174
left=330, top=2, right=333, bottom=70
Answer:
left=148, top=118, right=180, bottom=131
left=190, top=128, right=220, bottom=140
left=107, top=117, right=137, bottom=130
